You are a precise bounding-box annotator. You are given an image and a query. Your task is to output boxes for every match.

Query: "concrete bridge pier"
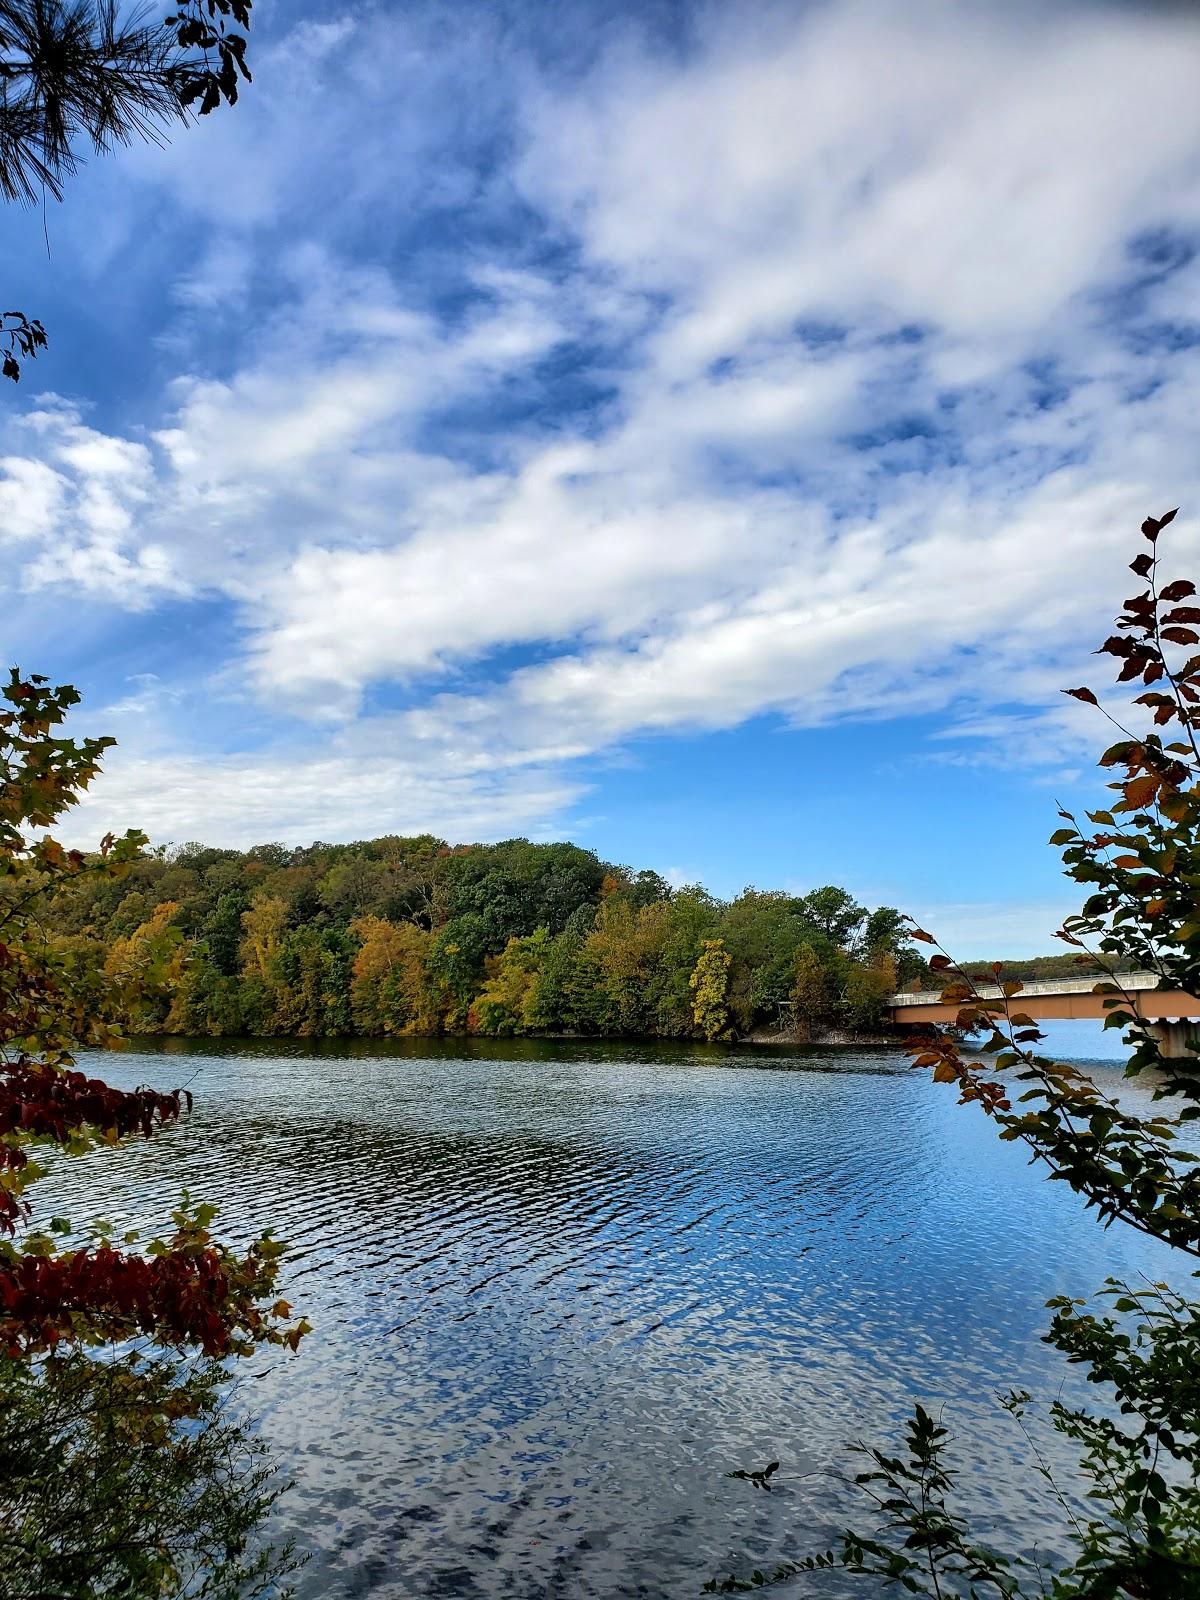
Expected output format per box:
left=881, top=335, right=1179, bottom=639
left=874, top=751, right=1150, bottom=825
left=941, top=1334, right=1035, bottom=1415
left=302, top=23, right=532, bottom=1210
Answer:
left=1140, top=1020, right=1200, bottom=1059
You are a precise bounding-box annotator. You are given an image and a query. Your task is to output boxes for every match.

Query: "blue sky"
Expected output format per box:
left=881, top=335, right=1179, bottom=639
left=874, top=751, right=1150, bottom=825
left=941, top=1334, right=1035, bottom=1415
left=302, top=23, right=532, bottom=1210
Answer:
left=2, top=0, right=1200, bottom=955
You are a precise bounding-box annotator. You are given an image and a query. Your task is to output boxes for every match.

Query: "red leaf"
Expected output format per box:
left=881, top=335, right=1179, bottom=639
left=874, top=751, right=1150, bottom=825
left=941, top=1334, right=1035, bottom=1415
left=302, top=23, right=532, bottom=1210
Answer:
left=1064, top=686, right=1098, bottom=705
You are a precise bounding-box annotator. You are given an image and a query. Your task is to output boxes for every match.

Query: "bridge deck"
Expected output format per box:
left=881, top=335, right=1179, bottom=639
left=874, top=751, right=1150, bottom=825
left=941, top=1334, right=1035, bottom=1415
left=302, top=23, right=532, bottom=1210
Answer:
left=889, top=973, right=1200, bottom=1024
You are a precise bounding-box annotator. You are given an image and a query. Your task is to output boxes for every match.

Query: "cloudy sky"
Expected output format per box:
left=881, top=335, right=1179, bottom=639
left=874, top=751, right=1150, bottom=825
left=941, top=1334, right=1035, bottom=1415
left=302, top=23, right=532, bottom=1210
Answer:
left=1, top=0, right=1199, bottom=953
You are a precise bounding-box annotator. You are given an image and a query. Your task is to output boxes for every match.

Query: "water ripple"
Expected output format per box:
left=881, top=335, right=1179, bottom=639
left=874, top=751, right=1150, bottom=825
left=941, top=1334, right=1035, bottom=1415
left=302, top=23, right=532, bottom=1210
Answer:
left=35, top=1036, right=1177, bottom=1598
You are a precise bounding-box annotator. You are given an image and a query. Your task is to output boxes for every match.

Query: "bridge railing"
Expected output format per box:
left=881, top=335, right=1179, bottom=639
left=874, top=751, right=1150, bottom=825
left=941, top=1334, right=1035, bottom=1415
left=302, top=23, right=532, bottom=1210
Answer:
left=889, top=972, right=1161, bottom=1009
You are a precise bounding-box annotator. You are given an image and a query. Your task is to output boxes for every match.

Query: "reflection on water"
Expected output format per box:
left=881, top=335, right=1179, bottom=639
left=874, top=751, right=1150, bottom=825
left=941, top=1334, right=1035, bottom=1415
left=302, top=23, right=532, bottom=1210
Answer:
left=42, top=1037, right=1175, bottom=1597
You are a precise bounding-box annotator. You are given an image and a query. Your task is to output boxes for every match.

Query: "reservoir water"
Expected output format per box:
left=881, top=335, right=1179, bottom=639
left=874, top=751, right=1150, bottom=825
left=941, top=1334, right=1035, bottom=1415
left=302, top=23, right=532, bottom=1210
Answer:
left=40, top=1034, right=1175, bottom=1598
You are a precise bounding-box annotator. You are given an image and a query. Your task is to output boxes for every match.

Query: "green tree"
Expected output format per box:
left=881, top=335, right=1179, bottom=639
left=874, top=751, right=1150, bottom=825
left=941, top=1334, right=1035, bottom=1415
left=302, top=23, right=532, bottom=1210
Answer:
left=585, top=896, right=652, bottom=1035
left=472, top=928, right=551, bottom=1035
left=626, top=867, right=672, bottom=910
left=433, top=839, right=606, bottom=949
left=842, top=950, right=895, bottom=1031
left=690, top=938, right=732, bottom=1041
left=797, top=884, right=866, bottom=949
left=200, top=890, right=247, bottom=977
left=0, top=1351, right=299, bottom=1599
left=863, top=903, right=924, bottom=982
left=319, top=854, right=383, bottom=922
left=721, top=890, right=802, bottom=1031
left=646, top=886, right=721, bottom=1035
left=788, top=942, right=829, bottom=1040
left=375, top=842, right=440, bottom=926
left=426, top=916, right=490, bottom=1029
left=166, top=950, right=250, bottom=1035
left=527, top=926, right=588, bottom=1033
left=269, top=925, right=352, bottom=1036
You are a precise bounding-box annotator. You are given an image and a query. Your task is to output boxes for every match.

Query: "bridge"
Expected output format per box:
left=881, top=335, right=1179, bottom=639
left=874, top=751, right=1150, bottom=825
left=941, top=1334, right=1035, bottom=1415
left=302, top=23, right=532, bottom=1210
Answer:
left=889, top=973, right=1200, bottom=1057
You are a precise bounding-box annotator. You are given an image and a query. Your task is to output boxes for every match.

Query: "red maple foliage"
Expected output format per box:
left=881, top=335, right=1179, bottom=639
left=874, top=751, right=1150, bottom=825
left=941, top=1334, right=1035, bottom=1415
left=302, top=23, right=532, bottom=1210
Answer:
left=0, top=1061, right=187, bottom=1233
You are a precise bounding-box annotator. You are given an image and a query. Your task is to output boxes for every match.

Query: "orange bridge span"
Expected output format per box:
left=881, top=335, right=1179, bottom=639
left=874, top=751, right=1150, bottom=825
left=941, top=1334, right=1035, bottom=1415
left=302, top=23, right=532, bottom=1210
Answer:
left=889, top=973, right=1200, bottom=1056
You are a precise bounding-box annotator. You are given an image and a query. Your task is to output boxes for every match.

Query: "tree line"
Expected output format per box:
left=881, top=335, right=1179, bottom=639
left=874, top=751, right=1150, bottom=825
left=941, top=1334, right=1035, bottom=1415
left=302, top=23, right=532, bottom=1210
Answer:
left=40, top=836, right=933, bottom=1042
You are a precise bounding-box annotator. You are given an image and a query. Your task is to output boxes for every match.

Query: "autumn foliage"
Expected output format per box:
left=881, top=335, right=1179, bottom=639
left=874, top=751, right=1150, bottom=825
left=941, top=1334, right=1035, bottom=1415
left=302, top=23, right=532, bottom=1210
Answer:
left=0, top=669, right=306, bottom=1359
left=1, top=1206, right=295, bottom=1360
left=904, top=508, right=1200, bottom=1258
left=0, top=1060, right=183, bottom=1235
left=35, top=847, right=924, bottom=1044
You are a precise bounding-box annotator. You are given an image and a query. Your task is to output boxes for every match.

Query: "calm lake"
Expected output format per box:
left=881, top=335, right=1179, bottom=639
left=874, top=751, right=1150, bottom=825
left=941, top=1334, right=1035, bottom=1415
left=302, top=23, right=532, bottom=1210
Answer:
left=43, top=1031, right=1175, bottom=1598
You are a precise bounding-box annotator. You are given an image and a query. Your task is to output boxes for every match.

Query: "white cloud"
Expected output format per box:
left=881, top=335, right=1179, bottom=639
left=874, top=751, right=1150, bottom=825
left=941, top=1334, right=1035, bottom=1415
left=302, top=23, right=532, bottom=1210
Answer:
left=4, top=0, right=1200, bottom=843
left=64, top=723, right=585, bottom=852
left=0, top=456, right=65, bottom=542
left=519, top=0, right=1200, bottom=360
left=0, top=402, right=182, bottom=603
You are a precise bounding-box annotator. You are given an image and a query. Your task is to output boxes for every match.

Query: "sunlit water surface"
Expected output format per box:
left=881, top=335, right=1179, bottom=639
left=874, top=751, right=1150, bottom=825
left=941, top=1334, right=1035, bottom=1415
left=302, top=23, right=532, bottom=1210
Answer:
left=41, top=1030, right=1176, bottom=1598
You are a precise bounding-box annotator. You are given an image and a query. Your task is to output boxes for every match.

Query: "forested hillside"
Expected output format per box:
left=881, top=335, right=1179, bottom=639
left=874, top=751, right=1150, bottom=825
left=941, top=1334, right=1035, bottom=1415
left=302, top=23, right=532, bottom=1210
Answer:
left=41, top=836, right=931, bottom=1042
left=960, top=953, right=1132, bottom=982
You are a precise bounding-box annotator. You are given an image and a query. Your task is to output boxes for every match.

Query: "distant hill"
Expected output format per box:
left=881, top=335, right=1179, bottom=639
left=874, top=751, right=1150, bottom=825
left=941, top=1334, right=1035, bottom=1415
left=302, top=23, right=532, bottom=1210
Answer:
left=959, top=954, right=1138, bottom=983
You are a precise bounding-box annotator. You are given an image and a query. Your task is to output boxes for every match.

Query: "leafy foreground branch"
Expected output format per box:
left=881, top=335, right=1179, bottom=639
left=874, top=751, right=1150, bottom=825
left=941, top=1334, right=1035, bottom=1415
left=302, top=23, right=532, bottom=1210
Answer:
left=0, top=0, right=254, bottom=380
left=711, top=511, right=1200, bottom=1598
left=0, top=1350, right=300, bottom=1600
left=0, top=669, right=306, bottom=1597
left=708, top=1406, right=1023, bottom=1596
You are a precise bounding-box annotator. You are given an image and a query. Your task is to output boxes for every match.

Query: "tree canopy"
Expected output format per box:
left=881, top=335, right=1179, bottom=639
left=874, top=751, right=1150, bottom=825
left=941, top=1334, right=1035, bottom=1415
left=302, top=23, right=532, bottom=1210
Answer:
left=32, top=827, right=927, bottom=1044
